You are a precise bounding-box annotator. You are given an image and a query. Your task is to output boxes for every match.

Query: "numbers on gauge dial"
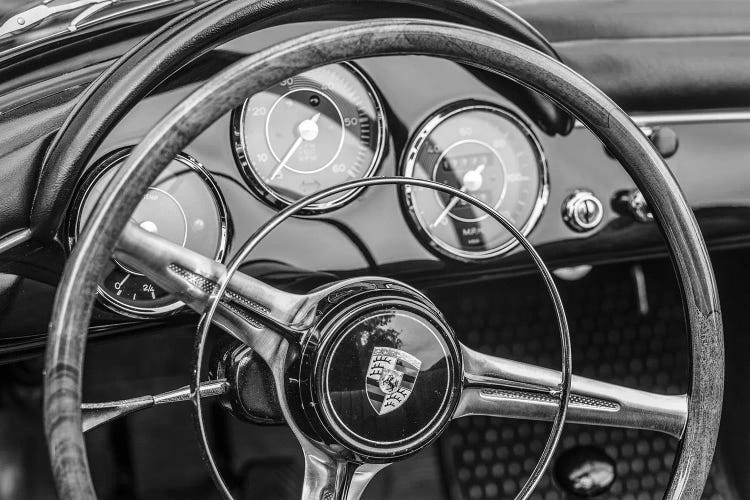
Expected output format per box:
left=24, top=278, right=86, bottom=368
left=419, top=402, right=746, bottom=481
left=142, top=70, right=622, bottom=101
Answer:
left=71, top=150, right=228, bottom=317
left=403, top=104, right=548, bottom=261
left=234, top=63, right=385, bottom=212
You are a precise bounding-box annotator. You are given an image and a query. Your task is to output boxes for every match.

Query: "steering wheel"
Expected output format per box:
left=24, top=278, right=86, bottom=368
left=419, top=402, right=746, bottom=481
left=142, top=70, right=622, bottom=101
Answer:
left=44, top=15, right=723, bottom=500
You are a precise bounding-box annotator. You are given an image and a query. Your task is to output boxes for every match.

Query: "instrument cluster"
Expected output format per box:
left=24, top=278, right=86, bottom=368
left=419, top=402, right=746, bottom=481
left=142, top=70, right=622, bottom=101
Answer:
left=69, top=62, right=549, bottom=318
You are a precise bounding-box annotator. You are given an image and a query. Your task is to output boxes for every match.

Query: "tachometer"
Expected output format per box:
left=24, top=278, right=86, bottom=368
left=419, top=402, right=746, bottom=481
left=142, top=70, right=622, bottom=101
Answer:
left=68, top=149, right=229, bottom=318
left=232, top=63, right=386, bottom=212
left=402, top=103, right=548, bottom=261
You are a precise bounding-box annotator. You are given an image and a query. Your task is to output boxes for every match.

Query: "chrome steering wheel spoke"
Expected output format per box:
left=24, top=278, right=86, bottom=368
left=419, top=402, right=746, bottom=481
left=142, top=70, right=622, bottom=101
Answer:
left=300, top=443, right=388, bottom=500
left=231, top=326, right=388, bottom=500
left=457, top=344, right=688, bottom=439
left=114, top=222, right=317, bottom=350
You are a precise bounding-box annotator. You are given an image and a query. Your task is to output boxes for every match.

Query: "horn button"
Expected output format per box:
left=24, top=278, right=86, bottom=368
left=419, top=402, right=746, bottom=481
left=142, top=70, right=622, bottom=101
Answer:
left=300, top=287, right=462, bottom=461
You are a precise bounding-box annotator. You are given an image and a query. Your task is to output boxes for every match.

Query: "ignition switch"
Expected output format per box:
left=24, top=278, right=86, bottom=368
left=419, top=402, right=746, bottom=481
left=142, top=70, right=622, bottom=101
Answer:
left=562, top=191, right=604, bottom=232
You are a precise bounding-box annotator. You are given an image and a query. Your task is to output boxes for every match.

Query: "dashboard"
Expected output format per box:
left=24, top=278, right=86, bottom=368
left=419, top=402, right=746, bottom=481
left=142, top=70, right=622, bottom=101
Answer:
left=62, top=43, right=750, bottom=320
left=71, top=57, right=559, bottom=318
left=2, top=18, right=750, bottom=332
left=65, top=52, right=552, bottom=317
left=53, top=19, right=750, bottom=321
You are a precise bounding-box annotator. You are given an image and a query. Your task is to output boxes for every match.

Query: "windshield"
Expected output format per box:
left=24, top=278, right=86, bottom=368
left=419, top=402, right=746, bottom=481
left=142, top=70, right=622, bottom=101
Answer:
left=0, top=0, right=204, bottom=56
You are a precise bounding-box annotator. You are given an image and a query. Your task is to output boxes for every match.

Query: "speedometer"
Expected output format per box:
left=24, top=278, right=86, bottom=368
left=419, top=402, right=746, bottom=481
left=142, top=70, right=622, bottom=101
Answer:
left=402, top=103, right=548, bottom=261
left=232, top=63, right=386, bottom=213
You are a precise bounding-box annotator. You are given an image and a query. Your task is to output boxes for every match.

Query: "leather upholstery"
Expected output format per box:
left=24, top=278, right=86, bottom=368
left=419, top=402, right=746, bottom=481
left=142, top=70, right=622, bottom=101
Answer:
left=504, top=0, right=750, bottom=42
left=505, top=0, right=750, bottom=111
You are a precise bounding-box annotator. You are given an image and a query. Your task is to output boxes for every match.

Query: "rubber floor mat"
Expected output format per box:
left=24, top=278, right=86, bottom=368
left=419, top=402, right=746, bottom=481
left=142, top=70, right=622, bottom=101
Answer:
left=432, top=262, right=736, bottom=500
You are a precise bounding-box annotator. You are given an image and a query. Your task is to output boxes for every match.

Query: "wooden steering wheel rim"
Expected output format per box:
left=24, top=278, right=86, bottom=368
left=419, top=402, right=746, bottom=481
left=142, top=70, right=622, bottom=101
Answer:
left=45, top=19, right=723, bottom=500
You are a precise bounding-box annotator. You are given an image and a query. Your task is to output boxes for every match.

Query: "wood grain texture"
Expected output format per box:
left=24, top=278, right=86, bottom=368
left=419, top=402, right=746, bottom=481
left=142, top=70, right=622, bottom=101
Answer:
left=45, top=19, right=723, bottom=500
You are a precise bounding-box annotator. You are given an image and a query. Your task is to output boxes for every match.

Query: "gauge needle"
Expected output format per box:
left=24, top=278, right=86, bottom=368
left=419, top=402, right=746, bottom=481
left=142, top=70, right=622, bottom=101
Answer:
left=430, top=164, right=486, bottom=229
left=114, top=274, right=130, bottom=295
left=430, top=187, right=466, bottom=229
left=266, top=112, right=321, bottom=182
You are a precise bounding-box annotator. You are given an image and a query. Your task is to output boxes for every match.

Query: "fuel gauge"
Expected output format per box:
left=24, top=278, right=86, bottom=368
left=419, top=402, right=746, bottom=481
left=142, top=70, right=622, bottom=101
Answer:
left=68, top=149, right=229, bottom=318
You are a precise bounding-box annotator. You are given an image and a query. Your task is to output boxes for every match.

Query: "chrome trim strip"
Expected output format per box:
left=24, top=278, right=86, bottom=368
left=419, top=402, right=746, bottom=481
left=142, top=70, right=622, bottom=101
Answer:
left=0, top=0, right=198, bottom=60
left=575, top=109, right=750, bottom=128
left=0, top=228, right=32, bottom=254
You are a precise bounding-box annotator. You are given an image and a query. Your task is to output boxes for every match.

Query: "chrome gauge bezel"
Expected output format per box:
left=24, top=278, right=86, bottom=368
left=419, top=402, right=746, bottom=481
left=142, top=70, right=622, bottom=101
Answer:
left=231, top=62, right=387, bottom=214
left=401, top=102, right=549, bottom=262
left=67, top=148, right=230, bottom=318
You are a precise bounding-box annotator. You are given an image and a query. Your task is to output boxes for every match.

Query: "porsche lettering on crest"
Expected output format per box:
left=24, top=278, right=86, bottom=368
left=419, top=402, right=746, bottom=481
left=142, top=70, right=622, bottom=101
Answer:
left=366, top=347, right=422, bottom=415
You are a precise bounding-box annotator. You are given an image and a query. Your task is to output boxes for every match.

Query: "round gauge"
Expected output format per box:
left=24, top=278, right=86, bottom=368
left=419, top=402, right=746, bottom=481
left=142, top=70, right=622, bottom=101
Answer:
left=69, top=149, right=229, bottom=318
left=232, top=62, right=386, bottom=212
left=402, top=103, right=548, bottom=261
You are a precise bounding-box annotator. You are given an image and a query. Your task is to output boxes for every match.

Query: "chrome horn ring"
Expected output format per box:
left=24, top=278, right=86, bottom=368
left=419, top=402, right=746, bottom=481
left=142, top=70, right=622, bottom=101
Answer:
left=193, top=176, right=572, bottom=500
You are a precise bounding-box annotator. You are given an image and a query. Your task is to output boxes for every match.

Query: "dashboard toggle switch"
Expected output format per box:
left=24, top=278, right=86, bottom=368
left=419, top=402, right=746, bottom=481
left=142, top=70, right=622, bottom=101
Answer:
left=641, top=125, right=679, bottom=159
left=613, top=189, right=654, bottom=223
left=604, top=125, right=678, bottom=159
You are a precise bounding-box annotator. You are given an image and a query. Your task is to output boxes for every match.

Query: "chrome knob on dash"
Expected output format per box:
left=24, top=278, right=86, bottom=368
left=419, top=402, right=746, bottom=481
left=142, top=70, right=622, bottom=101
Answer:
left=554, top=446, right=616, bottom=497
left=613, top=189, right=654, bottom=223
left=562, top=190, right=604, bottom=232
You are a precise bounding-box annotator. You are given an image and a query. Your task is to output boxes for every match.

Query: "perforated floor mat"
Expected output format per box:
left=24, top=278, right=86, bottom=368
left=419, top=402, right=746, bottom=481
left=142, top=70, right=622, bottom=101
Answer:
left=432, top=263, right=735, bottom=500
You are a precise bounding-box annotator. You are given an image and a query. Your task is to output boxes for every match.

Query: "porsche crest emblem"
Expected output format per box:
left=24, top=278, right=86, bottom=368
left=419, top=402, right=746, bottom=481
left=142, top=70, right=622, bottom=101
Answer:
left=366, top=346, right=422, bottom=415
